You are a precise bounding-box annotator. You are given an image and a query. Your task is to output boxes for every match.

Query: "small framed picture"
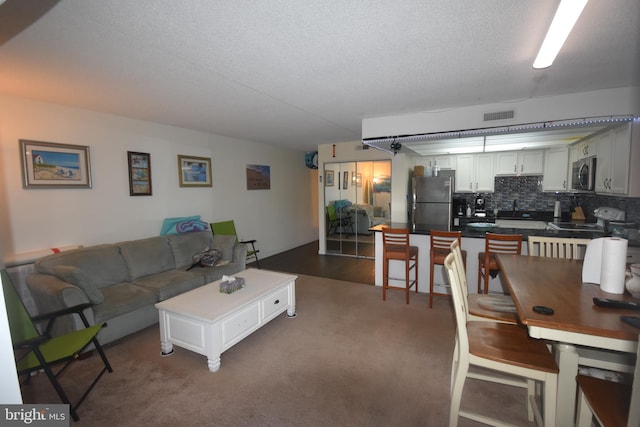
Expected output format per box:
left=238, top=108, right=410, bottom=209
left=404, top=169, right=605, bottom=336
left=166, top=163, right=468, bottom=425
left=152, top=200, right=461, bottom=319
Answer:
left=19, top=139, right=92, bottom=188
left=325, top=170, right=334, bottom=186
left=177, top=155, right=212, bottom=187
left=246, top=164, right=271, bottom=190
left=128, top=151, right=152, bottom=196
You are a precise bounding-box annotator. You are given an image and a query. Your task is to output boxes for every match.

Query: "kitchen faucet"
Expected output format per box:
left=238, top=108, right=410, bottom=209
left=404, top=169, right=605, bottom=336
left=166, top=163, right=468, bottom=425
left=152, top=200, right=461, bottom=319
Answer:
left=512, top=199, right=517, bottom=215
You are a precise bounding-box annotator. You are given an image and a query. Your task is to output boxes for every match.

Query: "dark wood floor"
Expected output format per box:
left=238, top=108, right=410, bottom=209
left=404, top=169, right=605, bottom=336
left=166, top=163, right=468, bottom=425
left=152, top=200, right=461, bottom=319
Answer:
left=248, top=241, right=375, bottom=285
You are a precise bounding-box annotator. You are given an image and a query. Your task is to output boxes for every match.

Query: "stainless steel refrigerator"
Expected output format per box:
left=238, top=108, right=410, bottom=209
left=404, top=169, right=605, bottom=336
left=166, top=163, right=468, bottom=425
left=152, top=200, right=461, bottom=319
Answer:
left=411, top=170, right=455, bottom=231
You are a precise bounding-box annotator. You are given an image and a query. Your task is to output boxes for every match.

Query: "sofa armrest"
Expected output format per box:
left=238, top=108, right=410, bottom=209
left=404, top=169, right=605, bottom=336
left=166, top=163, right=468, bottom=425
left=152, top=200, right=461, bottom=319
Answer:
left=26, top=273, right=94, bottom=336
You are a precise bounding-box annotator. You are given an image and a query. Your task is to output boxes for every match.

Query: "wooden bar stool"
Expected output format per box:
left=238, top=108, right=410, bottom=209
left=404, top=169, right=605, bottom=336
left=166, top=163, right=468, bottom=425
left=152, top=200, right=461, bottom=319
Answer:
left=477, top=232, right=522, bottom=294
left=382, top=227, right=418, bottom=304
left=429, top=230, right=466, bottom=308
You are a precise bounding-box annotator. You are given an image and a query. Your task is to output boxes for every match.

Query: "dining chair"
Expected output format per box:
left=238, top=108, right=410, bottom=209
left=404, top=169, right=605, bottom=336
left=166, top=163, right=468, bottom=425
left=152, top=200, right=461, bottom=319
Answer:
left=450, top=239, right=518, bottom=324
left=429, top=230, right=466, bottom=308
left=444, top=253, right=559, bottom=427
left=576, top=333, right=640, bottom=427
left=527, top=236, right=591, bottom=259
left=382, top=227, right=418, bottom=304
left=477, top=232, right=522, bottom=294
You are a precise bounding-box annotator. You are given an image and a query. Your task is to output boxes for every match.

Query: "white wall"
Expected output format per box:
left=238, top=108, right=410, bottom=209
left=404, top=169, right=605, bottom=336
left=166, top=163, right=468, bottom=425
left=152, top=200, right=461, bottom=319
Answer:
left=0, top=94, right=318, bottom=261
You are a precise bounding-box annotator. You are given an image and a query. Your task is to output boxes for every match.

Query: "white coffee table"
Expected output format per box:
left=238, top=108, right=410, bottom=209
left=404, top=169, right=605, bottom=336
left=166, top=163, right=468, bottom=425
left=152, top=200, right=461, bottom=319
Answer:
left=155, top=268, right=296, bottom=372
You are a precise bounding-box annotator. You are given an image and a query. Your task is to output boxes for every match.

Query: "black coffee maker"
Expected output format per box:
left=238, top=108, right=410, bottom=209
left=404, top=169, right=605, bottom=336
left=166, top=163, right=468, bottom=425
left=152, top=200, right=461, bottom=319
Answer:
left=474, top=194, right=486, bottom=217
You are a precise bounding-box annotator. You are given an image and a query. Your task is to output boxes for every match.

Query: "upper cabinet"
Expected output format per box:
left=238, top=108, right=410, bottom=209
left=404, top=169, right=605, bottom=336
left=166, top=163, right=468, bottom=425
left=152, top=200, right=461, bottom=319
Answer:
left=455, top=153, right=494, bottom=193
left=417, top=155, right=457, bottom=173
left=577, top=139, right=597, bottom=159
left=596, top=123, right=632, bottom=194
left=495, top=151, right=544, bottom=176
left=542, top=147, right=569, bottom=192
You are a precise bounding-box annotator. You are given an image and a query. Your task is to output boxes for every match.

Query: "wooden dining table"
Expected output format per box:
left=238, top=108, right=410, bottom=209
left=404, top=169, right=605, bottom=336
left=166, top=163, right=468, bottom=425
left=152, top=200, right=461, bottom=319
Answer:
left=496, top=254, right=639, bottom=427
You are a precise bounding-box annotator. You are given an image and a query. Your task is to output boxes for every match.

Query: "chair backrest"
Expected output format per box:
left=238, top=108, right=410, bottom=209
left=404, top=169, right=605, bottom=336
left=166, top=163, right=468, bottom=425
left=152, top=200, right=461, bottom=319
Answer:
left=210, top=220, right=238, bottom=238
left=450, top=239, right=469, bottom=301
left=382, top=228, right=411, bottom=256
left=430, top=230, right=462, bottom=251
left=527, top=236, right=590, bottom=260
left=1, top=269, right=39, bottom=344
left=326, top=205, right=338, bottom=221
left=485, top=232, right=522, bottom=255
left=444, top=253, right=470, bottom=353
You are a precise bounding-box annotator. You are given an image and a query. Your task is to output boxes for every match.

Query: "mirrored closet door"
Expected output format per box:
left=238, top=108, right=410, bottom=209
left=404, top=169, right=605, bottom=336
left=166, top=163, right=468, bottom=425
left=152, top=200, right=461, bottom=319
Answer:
left=323, top=160, right=391, bottom=258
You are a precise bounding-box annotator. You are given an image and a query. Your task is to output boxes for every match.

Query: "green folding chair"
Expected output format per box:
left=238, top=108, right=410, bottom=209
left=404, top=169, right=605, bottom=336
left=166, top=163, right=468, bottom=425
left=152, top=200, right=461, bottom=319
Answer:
left=2, top=269, right=113, bottom=421
left=211, top=220, right=260, bottom=269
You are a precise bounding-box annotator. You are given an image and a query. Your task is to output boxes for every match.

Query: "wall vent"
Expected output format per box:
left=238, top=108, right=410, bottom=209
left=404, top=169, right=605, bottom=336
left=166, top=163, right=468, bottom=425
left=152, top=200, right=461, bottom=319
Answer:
left=483, top=110, right=515, bottom=122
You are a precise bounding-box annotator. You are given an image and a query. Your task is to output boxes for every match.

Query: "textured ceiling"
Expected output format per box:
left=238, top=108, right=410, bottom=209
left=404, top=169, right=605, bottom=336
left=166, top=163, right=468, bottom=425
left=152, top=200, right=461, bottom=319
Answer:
left=0, top=0, right=638, bottom=152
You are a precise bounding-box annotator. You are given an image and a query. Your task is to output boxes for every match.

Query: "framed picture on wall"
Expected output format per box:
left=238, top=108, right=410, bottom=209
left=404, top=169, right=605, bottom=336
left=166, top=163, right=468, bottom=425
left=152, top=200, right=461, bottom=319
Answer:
left=127, top=151, right=152, bottom=196
left=19, top=139, right=92, bottom=188
left=177, top=155, right=212, bottom=187
left=325, top=170, right=334, bottom=186
left=246, top=164, right=271, bottom=190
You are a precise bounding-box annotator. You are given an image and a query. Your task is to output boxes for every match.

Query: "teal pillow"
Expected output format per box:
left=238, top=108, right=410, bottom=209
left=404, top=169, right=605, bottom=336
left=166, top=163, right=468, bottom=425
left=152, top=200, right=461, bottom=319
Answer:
left=53, top=265, right=105, bottom=304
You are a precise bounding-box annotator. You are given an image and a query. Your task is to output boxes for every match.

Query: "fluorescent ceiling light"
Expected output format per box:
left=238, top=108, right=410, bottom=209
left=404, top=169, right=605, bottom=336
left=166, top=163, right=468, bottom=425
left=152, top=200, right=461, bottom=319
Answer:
left=533, top=0, right=588, bottom=69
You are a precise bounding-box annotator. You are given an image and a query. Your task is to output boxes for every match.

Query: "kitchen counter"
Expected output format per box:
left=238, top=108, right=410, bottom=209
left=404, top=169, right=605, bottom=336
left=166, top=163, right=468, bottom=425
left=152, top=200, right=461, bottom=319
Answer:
left=368, top=221, right=625, bottom=243
left=370, top=220, right=639, bottom=296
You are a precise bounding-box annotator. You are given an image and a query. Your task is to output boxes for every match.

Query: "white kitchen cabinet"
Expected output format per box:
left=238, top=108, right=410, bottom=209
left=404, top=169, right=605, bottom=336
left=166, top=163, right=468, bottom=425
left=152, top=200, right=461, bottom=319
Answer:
left=542, top=147, right=569, bottom=191
left=455, top=153, right=494, bottom=192
left=495, top=151, right=544, bottom=175
left=577, top=139, right=597, bottom=159
left=596, top=123, right=631, bottom=194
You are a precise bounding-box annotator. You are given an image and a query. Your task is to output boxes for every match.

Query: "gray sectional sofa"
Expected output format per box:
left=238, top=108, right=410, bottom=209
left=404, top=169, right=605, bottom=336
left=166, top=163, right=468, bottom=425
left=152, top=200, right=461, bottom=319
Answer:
left=26, top=231, right=247, bottom=345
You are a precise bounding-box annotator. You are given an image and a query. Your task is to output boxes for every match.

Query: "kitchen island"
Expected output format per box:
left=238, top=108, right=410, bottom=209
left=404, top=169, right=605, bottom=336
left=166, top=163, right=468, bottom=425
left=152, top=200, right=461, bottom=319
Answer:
left=370, top=220, right=639, bottom=297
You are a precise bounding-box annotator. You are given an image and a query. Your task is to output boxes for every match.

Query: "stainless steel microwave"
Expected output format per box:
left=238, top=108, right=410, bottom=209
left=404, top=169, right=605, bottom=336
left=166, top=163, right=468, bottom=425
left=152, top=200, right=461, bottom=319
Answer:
left=571, top=157, right=596, bottom=191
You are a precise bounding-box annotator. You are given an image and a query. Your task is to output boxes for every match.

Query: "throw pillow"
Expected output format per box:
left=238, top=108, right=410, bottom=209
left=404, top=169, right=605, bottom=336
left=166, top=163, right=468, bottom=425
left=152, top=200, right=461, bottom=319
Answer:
left=187, top=248, right=222, bottom=270
left=212, top=234, right=236, bottom=262
left=53, top=265, right=105, bottom=304
left=160, top=215, right=201, bottom=236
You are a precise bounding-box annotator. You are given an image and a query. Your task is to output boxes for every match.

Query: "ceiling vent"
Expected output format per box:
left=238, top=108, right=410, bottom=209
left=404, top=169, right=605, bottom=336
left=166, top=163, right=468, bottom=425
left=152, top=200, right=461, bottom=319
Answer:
left=483, top=110, right=515, bottom=122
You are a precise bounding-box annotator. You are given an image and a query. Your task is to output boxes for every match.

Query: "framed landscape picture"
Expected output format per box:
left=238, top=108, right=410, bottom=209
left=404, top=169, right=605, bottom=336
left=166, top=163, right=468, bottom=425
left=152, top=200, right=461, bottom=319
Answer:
left=246, top=164, right=271, bottom=190
left=19, top=139, right=92, bottom=188
left=177, top=155, right=212, bottom=187
left=127, top=151, right=152, bottom=196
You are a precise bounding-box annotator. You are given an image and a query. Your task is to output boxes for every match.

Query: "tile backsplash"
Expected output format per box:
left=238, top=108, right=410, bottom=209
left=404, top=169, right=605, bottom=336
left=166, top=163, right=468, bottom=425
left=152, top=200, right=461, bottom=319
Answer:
left=454, top=175, right=640, bottom=225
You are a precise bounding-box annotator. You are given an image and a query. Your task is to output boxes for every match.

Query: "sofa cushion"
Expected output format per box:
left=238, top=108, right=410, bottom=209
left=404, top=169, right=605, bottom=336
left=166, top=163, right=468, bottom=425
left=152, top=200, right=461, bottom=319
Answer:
left=92, top=282, right=157, bottom=323
left=52, top=265, right=105, bottom=304
left=119, top=236, right=175, bottom=279
left=169, top=231, right=214, bottom=269
left=132, top=270, right=205, bottom=300
left=36, top=245, right=130, bottom=289
left=212, top=234, right=236, bottom=262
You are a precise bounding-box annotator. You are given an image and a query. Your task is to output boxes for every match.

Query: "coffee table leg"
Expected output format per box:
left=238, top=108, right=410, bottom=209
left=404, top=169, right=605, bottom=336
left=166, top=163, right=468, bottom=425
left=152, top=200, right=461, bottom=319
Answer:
left=160, top=341, right=174, bottom=356
left=207, top=356, right=221, bottom=372
left=158, top=309, right=174, bottom=356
